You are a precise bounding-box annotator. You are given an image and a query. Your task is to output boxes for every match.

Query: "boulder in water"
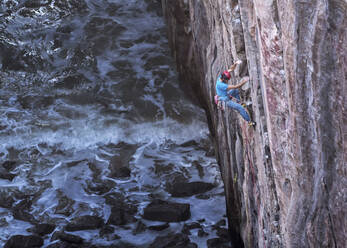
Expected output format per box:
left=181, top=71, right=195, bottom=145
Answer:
left=30, top=223, right=56, bottom=236
left=167, top=181, right=215, bottom=197
left=106, top=194, right=137, bottom=226
left=207, top=237, right=232, bottom=248
left=148, top=223, right=170, bottom=231
left=149, top=233, right=197, bottom=248
left=4, top=235, right=43, bottom=248
left=143, top=200, right=190, bottom=222
left=0, top=168, right=17, bottom=181
left=51, top=231, right=84, bottom=244
left=108, top=142, right=137, bottom=178
left=65, top=215, right=104, bottom=231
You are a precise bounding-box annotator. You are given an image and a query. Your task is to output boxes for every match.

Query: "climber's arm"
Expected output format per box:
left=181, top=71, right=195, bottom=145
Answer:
left=227, top=77, right=249, bottom=90
left=227, top=60, right=242, bottom=73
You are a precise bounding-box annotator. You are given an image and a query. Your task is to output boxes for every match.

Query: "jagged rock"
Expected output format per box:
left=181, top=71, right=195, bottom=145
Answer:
left=107, top=205, right=136, bottom=226
left=24, top=1, right=50, bottom=9
left=149, top=233, right=197, bottom=248
left=12, top=199, right=37, bottom=224
left=30, top=223, right=56, bottom=236
left=99, top=225, right=121, bottom=241
left=0, top=161, right=18, bottom=181
left=213, top=219, right=226, bottom=228
left=0, top=167, right=17, bottom=181
left=105, top=194, right=137, bottom=226
left=54, top=195, right=75, bottom=216
left=84, top=179, right=115, bottom=195
left=206, top=238, right=232, bottom=248
left=153, top=162, right=174, bottom=176
left=99, top=225, right=114, bottom=236
left=192, top=161, right=204, bottom=178
left=4, top=235, right=43, bottom=248
left=182, top=222, right=202, bottom=235
left=18, top=95, right=54, bottom=109
left=51, top=231, right=83, bottom=244
left=2, top=161, right=17, bottom=171
left=198, top=229, right=209, bottom=237
left=65, top=215, right=104, bottom=231
left=216, top=227, right=231, bottom=240
left=0, top=218, right=8, bottom=227
left=0, top=191, right=15, bottom=209
left=167, top=181, right=215, bottom=197
left=108, top=143, right=137, bottom=178
left=148, top=223, right=170, bottom=231
left=143, top=200, right=190, bottom=222
left=132, top=220, right=147, bottom=235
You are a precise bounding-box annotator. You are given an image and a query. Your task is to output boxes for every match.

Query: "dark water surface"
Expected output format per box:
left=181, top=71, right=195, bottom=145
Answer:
left=0, top=0, right=227, bottom=247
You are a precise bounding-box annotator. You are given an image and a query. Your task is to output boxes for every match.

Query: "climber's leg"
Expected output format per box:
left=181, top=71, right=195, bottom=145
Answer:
left=227, top=100, right=250, bottom=122
left=227, top=89, right=241, bottom=101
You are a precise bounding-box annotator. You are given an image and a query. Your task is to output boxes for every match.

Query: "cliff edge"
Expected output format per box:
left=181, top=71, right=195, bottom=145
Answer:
left=162, top=0, right=346, bottom=247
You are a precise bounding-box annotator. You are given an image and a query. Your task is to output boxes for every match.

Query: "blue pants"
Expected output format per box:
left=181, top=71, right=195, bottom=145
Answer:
left=224, top=89, right=250, bottom=122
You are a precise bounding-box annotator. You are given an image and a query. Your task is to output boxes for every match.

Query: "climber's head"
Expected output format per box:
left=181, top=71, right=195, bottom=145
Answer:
left=221, top=70, right=231, bottom=81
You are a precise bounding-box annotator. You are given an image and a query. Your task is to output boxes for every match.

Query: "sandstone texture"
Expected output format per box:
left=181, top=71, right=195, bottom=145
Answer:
left=162, top=0, right=346, bottom=247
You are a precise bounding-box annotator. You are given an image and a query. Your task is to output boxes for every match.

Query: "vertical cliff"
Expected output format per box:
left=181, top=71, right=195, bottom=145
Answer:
left=162, top=0, right=346, bottom=247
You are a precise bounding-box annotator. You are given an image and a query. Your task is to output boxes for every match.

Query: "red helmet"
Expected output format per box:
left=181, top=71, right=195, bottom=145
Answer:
left=222, top=70, right=231, bottom=80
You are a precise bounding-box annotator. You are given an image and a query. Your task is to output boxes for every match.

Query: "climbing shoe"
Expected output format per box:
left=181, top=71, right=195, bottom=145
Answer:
left=241, top=103, right=247, bottom=108
left=248, top=121, right=256, bottom=127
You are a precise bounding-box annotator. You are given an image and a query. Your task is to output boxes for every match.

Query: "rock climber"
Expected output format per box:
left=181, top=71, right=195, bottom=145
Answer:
left=215, top=60, right=256, bottom=126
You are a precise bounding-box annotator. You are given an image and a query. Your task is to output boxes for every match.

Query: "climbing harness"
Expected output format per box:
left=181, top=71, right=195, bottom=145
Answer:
left=214, top=95, right=225, bottom=111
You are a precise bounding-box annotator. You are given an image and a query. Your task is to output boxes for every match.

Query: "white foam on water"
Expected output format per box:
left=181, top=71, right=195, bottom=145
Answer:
left=0, top=117, right=209, bottom=153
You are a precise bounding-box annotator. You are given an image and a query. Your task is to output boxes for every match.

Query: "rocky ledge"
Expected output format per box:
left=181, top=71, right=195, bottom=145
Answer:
left=162, top=0, right=346, bottom=247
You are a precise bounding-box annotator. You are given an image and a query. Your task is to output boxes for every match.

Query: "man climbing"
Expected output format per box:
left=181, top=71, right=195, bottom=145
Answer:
left=215, top=60, right=256, bottom=126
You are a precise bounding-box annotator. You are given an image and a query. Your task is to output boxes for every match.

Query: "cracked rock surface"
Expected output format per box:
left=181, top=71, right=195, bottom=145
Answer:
left=162, top=0, right=346, bottom=247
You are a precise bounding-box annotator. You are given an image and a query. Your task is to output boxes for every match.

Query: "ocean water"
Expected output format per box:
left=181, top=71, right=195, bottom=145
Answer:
left=0, top=0, right=227, bottom=247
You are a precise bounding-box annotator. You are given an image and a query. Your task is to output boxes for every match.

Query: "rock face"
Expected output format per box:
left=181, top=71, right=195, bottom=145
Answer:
left=162, top=1, right=346, bottom=247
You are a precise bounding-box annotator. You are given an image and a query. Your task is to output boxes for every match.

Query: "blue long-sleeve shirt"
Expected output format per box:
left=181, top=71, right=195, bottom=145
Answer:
left=216, top=76, right=229, bottom=101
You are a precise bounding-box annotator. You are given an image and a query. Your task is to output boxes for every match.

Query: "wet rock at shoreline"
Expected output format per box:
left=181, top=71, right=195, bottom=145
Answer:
left=143, top=200, right=190, bottom=222
left=132, top=220, right=147, bottom=235
left=29, top=223, right=56, bottom=236
left=4, top=235, right=43, bottom=248
left=0, top=218, right=8, bottom=227
left=84, top=179, right=115, bottom=195
left=148, top=223, right=170, bottom=231
left=54, top=194, right=75, bottom=216
left=153, top=162, right=174, bottom=176
left=0, top=191, right=15, bottom=209
left=149, top=233, right=197, bottom=248
left=12, top=199, right=37, bottom=224
left=108, top=143, right=137, bottom=178
left=106, top=194, right=137, bottom=226
left=51, top=231, right=84, bottom=244
left=99, top=225, right=121, bottom=241
left=107, top=206, right=137, bottom=226
left=0, top=166, right=17, bottom=181
left=2, top=161, right=18, bottom=171
left=65, top=215, right=104, bottom=231
left=216, top=227, right=231, bottom=240
left=182, top=222, right=202, bottom=235
left=167, top=181, right=215, bottom=197
left=192, top=161, right=205, bottom=178
left=198, top=229, right=209, bottom=237
left=206, top=237, right=232, bottom=248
